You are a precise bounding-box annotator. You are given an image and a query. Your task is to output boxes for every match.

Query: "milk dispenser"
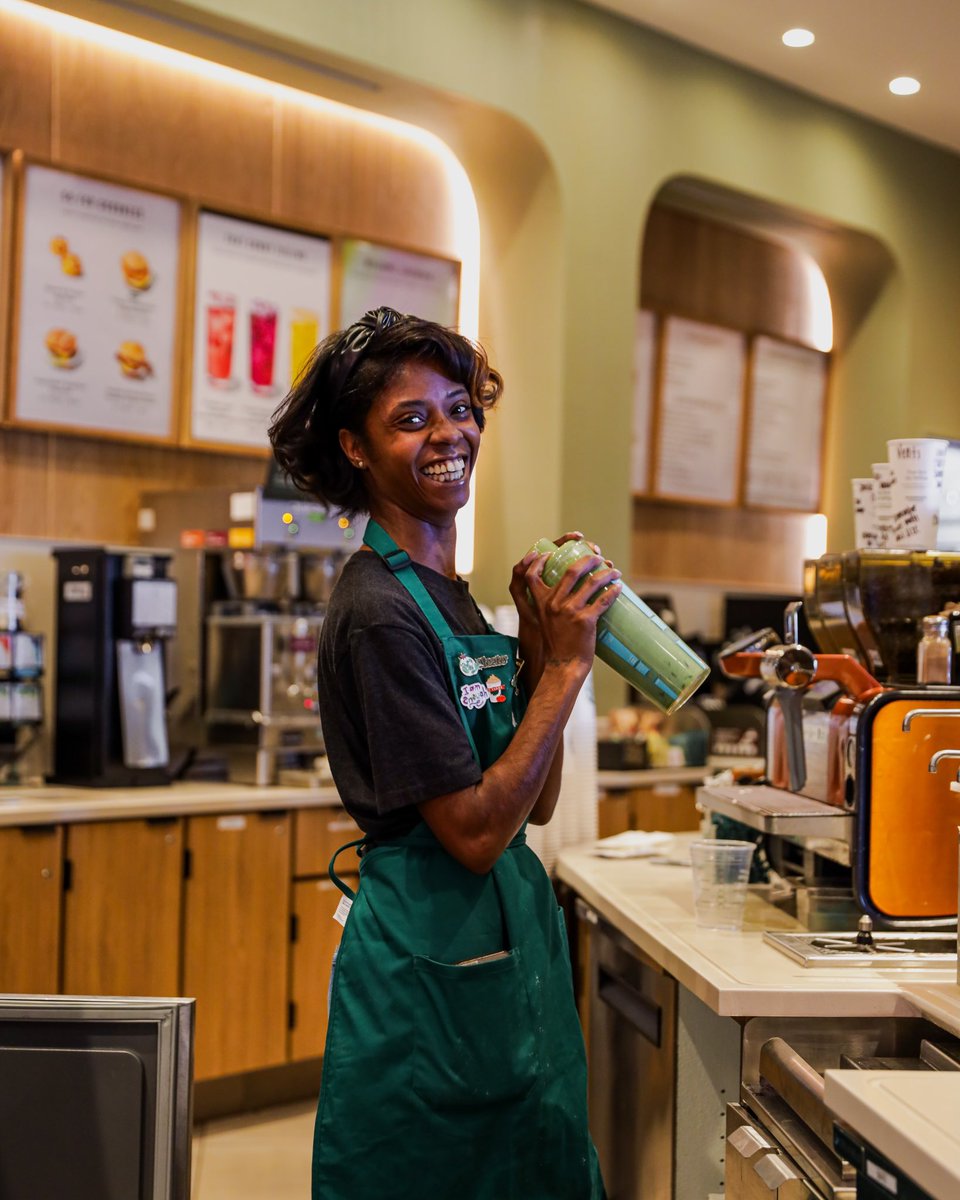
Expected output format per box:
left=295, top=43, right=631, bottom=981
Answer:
left=51, top=547, right=178, bottom=786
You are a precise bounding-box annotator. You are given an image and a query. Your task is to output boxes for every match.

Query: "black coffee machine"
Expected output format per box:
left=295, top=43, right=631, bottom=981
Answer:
left=51, top=547, right=178, bottom=787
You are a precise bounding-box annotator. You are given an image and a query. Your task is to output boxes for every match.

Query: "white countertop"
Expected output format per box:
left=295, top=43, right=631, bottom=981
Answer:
left=597, top=758, right=765, bottom=790
left=0, top=781, right=343, bottom=825
left=555, top=837, right=957, bottom=1018
left=826, top=1070, right=960, bottom=1200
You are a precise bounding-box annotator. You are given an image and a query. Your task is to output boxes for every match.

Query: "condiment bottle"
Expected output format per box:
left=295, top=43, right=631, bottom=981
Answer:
left=532, top=537, right=709, bottom=714
left=917, top=614, right=952, bottom=684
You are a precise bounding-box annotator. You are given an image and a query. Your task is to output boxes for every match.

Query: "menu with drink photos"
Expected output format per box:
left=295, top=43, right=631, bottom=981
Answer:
left=12, top=164, right=181, bottom=440
left=630, top=310, right=656, bottom=493
left=190, top=211, right=332, bottom=450
left=744, top=336, right=828, bottom=511
left=653, top=316, right=746, bottom=504
left=339, top=239, right=459, bottom=328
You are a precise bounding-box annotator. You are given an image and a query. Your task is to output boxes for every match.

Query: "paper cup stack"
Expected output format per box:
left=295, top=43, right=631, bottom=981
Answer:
left=853, top=439, right=949, bottom=551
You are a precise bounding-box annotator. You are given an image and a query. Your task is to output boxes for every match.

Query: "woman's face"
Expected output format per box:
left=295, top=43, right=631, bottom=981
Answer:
left=342, top=361, right=481, bottom=525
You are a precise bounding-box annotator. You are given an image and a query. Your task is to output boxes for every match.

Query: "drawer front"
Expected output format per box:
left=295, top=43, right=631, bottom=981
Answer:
left=294, top=807, right=362, bottom=877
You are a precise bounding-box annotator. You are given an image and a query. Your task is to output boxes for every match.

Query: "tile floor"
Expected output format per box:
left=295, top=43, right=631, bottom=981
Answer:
left=191, top=1101, right=315, bottom=1200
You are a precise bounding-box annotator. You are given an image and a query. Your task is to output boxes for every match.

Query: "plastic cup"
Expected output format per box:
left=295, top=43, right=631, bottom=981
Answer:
left=290, top=308, right=319, bottom=381
left=689, top=839, right=756, bottom=930
left=533, top=537, right=709, bottom=714
left=250, top=301, right=278, bottom=391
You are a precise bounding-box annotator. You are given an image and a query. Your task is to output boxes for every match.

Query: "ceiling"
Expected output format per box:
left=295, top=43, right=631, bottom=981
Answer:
left=582, top=0, right=960, bottom=157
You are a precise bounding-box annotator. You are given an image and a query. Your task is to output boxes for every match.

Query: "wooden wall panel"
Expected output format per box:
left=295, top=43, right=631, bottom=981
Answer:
left=55, top=40, right=275, bottom=212
left=0, top=12, right=53, bottom=157
left=276, top=98, right=456, bottom=252
left=631, top=498, right=808, bottom=590
left=0, top=6, right=455, bottom=543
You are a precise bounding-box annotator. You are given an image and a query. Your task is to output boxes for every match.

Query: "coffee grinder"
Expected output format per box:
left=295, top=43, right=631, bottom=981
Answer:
left=51, top=547, right=178, bottom=786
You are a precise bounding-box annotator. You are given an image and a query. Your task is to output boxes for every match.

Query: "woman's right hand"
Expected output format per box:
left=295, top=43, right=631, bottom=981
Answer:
left=521, top=549, right=621, bottom=672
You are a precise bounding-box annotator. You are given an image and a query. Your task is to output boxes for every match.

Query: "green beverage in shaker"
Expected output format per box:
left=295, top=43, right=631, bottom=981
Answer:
left=532, top=538, right=709, bottom=714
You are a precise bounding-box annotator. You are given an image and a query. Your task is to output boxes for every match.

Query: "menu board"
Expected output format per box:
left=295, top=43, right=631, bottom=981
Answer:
left=12, top=164, right=181, bottom=440
left=630, top=310, right=656, bottom=493
left=745, top=336, right=827, bottom=510
left=190, top=211, right=332, bottom=450
left=654, top=317, right=746, bottom=504
left=339, top=239, right=459, bottom=327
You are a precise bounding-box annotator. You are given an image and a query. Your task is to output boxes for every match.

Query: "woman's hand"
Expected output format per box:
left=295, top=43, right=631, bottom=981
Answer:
left=521, top=547, right=621, bottom=674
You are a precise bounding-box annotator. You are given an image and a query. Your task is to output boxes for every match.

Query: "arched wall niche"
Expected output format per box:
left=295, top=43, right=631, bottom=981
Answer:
left=632, top=175, right=898, bottom=612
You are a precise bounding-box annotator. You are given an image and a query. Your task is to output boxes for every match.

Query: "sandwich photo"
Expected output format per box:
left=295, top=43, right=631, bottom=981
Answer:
left=45, top=328, right=79, bottom=369
left=120, top=250, right=152, bottom=291
left=115, top=340, right=153, bottom=380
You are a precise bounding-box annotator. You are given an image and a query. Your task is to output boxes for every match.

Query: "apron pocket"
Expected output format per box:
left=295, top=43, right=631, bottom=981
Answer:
left=412, top=949, right=539, bottom=1109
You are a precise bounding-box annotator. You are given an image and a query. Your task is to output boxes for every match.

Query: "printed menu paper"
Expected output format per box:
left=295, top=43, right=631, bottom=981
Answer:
left=339, top=239, right=459, bottom=327
left=14, top=164, right=180, bottom=439
left=630, top=310, right=656, bottom=492
left=191, top=211, right=332, bottom=449
left=745, top=337, right=827, bottom=511
left=654, top=317, right=746, bottom=503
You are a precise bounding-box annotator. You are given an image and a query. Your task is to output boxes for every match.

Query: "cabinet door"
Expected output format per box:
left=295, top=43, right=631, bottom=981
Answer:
left=184, top=811, right=291, bottom=1080
left=0, top=826, right=63, bottom=993
left=294, top=808, right=362, bottom=878
left=63, top=818, right=183, bottom=997
left=290, top=878, right=343, bottom=1062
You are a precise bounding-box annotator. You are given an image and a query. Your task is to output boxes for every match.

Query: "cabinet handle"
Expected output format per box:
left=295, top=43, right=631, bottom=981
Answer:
left=728, top=1125, right=773, bottom=1159
left=597, top=966, right=661, bottom=1047
left=752, top=1153, right=801, bottom=1191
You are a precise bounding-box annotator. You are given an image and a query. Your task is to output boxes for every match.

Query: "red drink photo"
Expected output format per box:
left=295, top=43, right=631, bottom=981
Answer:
left=250, top=301, right=278, bottom=392
left=206, top=293, right=236, bottom=383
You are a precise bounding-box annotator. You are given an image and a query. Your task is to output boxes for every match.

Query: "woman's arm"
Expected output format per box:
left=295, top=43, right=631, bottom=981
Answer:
left=418, top=549, right=620, bottom=872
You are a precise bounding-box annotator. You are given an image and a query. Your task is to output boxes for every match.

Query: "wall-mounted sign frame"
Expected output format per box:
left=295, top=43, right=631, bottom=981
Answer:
left=0, top=150, right=12, bottom=424
left=184, top=208, right=332, bottom=454
left=651, top=315, right=747, bottom=506
left=630, top=309, right=657, bottom=494
left=338, top=237, right=460, bottom=328
left=8, top=158, right=183, bottom=443
left=743, top=335, right=829, bottom=512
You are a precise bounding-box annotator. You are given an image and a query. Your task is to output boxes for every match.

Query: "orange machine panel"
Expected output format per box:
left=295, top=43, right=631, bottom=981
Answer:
left=867, top=697, right=960, bottom=919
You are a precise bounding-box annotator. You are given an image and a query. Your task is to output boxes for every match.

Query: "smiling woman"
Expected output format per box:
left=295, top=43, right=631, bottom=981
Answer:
left=268, top=306, right=620, bottom=1199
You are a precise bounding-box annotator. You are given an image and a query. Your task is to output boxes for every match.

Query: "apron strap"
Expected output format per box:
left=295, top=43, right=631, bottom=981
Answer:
left=363, top=519, right=455, bottom=642
left=329, top=838, right=367, bottom=899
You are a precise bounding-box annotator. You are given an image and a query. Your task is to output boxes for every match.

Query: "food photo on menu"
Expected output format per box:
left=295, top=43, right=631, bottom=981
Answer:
left=44, top=328, right=80, bottom=370
left=120, top=249, right=153, bottom=293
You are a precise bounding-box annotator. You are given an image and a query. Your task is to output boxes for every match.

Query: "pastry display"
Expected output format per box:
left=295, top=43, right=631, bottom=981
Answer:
left=115, top=340, right=153, bottom=380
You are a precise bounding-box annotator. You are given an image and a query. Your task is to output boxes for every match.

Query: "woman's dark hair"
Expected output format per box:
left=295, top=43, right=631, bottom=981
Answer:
left=268, top=307, right=502, bottom=515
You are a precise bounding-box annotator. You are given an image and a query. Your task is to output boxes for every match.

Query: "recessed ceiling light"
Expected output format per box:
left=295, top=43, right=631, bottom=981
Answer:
left=782, top=28, right=815, bottom=48
left=889, top=76, right=921, bottom=95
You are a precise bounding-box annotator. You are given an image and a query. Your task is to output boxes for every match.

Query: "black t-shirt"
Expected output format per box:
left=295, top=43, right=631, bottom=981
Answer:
left=317, top=549, right=488, bottom=839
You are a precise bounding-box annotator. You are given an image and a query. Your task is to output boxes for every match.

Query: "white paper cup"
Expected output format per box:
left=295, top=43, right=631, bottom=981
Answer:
left=852, top=478, right=880, bottom=549
left=871, top=462, right=897, bottom=547
left=887, top=439, right=948, bottom=548
left=689, top=839, right=756, bottom=930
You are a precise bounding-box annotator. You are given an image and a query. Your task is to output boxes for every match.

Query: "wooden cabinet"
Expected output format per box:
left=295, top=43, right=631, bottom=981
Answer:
left=62, top=818, right=183, bottom=998
left=294, top=808, right=362, bottom=878
left=289, top=877, right=344, bottom=1061
left=0, top=825, right=63, bottom=992
left=183, top=811, right=291, bottom=1080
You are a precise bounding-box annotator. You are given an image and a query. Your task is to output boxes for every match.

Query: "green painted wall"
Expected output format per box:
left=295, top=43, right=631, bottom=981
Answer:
left=69, top=0, right=960, bottom=706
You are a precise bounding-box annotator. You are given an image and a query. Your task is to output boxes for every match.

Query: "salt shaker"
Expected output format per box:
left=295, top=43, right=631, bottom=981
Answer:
left=917, top=614, right=952, bottom=684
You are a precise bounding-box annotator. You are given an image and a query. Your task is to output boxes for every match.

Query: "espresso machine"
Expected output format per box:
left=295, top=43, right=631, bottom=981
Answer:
left=139, top=464, right=364, bottom=784
left=51, top=547, right=177, bottom=787
left=699, top=549, right=960, bottom=944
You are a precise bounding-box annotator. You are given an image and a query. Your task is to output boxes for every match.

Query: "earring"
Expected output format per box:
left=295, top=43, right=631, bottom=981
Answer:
left=355, top=459, right=364, bottom=469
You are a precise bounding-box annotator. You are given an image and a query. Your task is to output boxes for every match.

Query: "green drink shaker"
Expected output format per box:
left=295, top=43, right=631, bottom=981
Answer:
left=532, top=538, right=709, bottom=714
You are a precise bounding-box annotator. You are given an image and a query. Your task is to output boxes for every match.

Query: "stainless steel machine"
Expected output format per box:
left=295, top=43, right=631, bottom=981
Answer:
left=139, top=466, right=364, bottom=784
left=699, top=550, right=960, bottom=933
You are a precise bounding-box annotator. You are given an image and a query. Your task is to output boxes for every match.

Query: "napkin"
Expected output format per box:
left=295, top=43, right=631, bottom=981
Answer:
left=593, top=830, right=675, bottom=859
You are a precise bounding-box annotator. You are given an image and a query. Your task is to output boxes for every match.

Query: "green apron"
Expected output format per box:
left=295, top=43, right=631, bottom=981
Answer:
left=313, top=520, right=605, bottom=1200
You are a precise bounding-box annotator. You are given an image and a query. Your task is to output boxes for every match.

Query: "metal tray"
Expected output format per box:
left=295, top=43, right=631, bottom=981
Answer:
left=696, top=783, right=853, bottom=840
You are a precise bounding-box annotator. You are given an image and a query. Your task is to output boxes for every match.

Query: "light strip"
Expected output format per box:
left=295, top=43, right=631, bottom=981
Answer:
left=3, top=0, right=481, bottom=570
